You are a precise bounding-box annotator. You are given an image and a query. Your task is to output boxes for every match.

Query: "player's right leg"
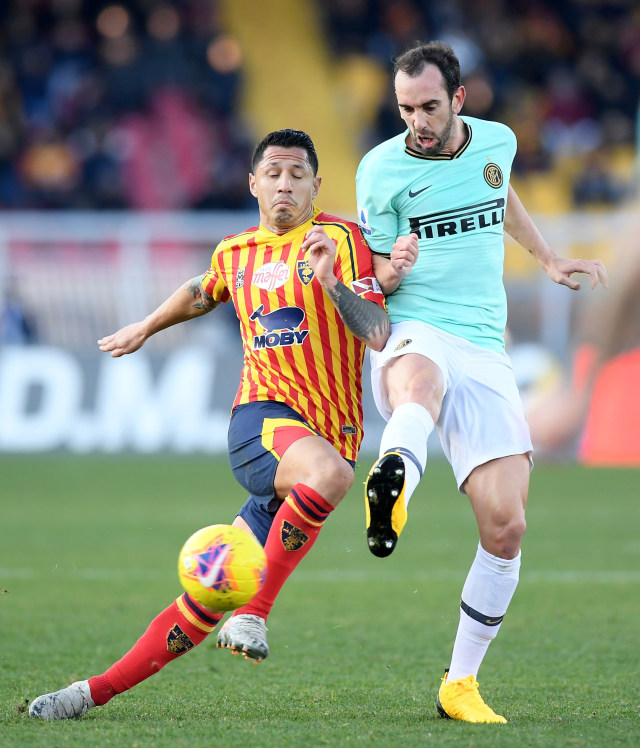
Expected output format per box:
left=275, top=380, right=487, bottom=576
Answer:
left=29, top=593, right=223, bottom=719
left=365, top=450, right=408, bottom=557
left=366, top=332, right=444, bottom=556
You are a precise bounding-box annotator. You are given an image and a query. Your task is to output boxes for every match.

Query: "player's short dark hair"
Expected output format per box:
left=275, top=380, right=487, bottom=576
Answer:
left=252, top=129, right=319, bottom=175
left=393, top=41, right=461, bottom=101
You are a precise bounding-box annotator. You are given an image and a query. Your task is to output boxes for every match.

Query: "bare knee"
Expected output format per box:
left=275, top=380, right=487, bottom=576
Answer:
left=389, top=377, right=442, bottom=419
left=482, top=508, right=526, bottom=559
left=466, top=455, right=530, bottom=558
left=384, top=355, right=444, bottom=420
left=294, top=455, right=354, bottom=507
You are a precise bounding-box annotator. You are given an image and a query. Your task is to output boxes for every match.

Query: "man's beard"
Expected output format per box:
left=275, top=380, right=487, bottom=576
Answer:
left=273, top=204, right=296, bottom=227
left=414, top=108, right=454, bottom=156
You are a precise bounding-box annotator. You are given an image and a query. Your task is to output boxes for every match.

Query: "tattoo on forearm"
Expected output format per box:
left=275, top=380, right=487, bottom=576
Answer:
left=325, top=281, right=390, bottom=344
left=186, top=276, right=217, bottom=312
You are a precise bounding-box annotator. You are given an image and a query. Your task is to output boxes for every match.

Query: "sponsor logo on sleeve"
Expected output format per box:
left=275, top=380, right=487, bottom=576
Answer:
left=358, top=206, right=372, bottom=235
left=350, top=277, right=382, bottom=296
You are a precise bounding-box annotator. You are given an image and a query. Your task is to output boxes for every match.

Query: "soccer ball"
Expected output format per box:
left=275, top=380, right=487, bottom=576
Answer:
left=177, top=524, right=267, bottom=611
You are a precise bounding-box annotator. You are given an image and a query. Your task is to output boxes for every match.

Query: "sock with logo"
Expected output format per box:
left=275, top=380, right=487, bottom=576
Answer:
left=379, top=402, right=434, bottom=506
left=235, top=484, right=334, bottom=622
left=446, top=543, right=521, bottom=681
left=87, top=593, right=223, bottom=705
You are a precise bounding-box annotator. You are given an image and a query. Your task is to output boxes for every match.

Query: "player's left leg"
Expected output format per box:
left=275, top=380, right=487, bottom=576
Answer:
left=29, top=593, right=223, bottom=719
left=437, top=454, right=529, bottom=724
left=219, top=402, right=354, bottom=661
left=434, top=339, right=533, bottom=723
left=243, top=433, right=353, bottom=618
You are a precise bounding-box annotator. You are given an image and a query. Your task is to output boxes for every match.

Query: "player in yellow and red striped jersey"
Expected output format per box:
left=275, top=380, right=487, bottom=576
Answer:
left=29, top=129, right=392, bottom=720
left=201, top=203, right=380, bottom=464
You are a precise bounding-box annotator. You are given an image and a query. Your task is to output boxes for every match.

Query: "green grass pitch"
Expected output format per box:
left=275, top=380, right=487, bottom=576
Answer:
left=1, top=455, right=639, bottom=747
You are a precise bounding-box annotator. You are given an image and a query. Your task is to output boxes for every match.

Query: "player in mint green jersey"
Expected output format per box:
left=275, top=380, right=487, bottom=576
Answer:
left=358, top=41, right=608, bottom=724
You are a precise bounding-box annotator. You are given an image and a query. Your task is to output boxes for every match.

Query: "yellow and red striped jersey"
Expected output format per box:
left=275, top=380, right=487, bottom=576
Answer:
left=201, top=206, right=385, bottom=461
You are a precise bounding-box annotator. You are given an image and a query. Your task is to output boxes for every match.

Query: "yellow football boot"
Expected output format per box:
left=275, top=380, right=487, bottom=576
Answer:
left=364, top=452, right=407, bottom=557
left=436, top=670, right=507, bottom=724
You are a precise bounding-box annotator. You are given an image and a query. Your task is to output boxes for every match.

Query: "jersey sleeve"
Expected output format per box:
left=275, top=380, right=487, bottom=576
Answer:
left=334, top=224, right=386, bottom=308
left=356, top=155, right=399, bottom=257
left=201, top=247, right=232, bottom=303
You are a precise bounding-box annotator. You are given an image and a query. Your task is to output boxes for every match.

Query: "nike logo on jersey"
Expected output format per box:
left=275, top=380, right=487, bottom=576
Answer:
left=408, top=184, right=432, bottom=198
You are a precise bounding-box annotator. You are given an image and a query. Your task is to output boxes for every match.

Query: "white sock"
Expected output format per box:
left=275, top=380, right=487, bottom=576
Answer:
left=447, top=543, right=521, bottom=682
left=379, top=402, right=434, bottom=506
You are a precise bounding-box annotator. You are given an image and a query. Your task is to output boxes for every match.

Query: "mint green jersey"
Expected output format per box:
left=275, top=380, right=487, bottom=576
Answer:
left=356, top=116, right=516, bottom=353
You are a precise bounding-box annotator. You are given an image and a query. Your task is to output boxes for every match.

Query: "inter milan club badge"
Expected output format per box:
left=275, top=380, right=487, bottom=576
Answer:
left=484, top=163, right=503, bottom=188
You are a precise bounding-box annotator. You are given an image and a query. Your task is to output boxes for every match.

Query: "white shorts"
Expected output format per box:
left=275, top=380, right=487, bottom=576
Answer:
left=370, top=320, right=533, bottom=490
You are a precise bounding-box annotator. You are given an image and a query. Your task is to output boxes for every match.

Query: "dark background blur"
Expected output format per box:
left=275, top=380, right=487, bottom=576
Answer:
left=1, top=0, right=638, bottom=212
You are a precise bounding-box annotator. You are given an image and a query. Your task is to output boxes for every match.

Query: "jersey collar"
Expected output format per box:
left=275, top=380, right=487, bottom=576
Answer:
left=404, top=121, right=472, bottom=161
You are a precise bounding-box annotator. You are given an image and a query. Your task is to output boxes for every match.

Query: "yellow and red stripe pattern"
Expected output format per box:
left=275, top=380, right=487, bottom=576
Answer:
left=202, top=207, right=384, bottom=462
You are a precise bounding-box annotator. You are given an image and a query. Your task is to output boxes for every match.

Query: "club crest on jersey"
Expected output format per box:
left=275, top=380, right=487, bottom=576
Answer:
left=252, top=260, right=290, bottom=291
left=235, top=268, right=245, bottom=290
left=250, top=304, right=309, bottom=349
left=166, top=624, right=195, bottom=654
left=297, top=259, right=314, bottom=285
left=484, top=163, right=503, bottom=188
left=280, top=520, right=309, bottom=551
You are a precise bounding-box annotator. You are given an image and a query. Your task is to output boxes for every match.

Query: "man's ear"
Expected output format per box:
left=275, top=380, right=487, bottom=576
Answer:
left=249, top=173, right=257, bottom=198
left=312, top=176, right=321, bottom=198
left=453, top=85, right=466, bottom=114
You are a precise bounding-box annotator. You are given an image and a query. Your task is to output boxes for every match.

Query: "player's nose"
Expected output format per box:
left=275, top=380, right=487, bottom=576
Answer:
left=413, top=110, right=430, bottom=130
left=277, top=175, right=293, bottom=192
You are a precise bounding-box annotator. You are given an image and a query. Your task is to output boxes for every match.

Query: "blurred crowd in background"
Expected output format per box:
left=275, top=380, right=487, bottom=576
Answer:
left=323, top=0, right=639, bottom=170
left=0, top=0, right=638, bottom=211
left=0, top=0, right=254, bottom=210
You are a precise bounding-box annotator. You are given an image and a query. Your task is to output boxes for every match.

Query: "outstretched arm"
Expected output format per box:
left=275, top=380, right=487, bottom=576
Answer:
left=504, top=184, right=608, bottom=290
left=303, top=225, right=390, bottom=351
left=98, top=275, right=219, bottom=357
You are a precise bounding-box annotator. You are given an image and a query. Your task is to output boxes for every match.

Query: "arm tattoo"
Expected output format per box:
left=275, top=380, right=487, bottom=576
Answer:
left=325, top=281, right=390, bottom=345
left=186, top=276, right=218, bottom=312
